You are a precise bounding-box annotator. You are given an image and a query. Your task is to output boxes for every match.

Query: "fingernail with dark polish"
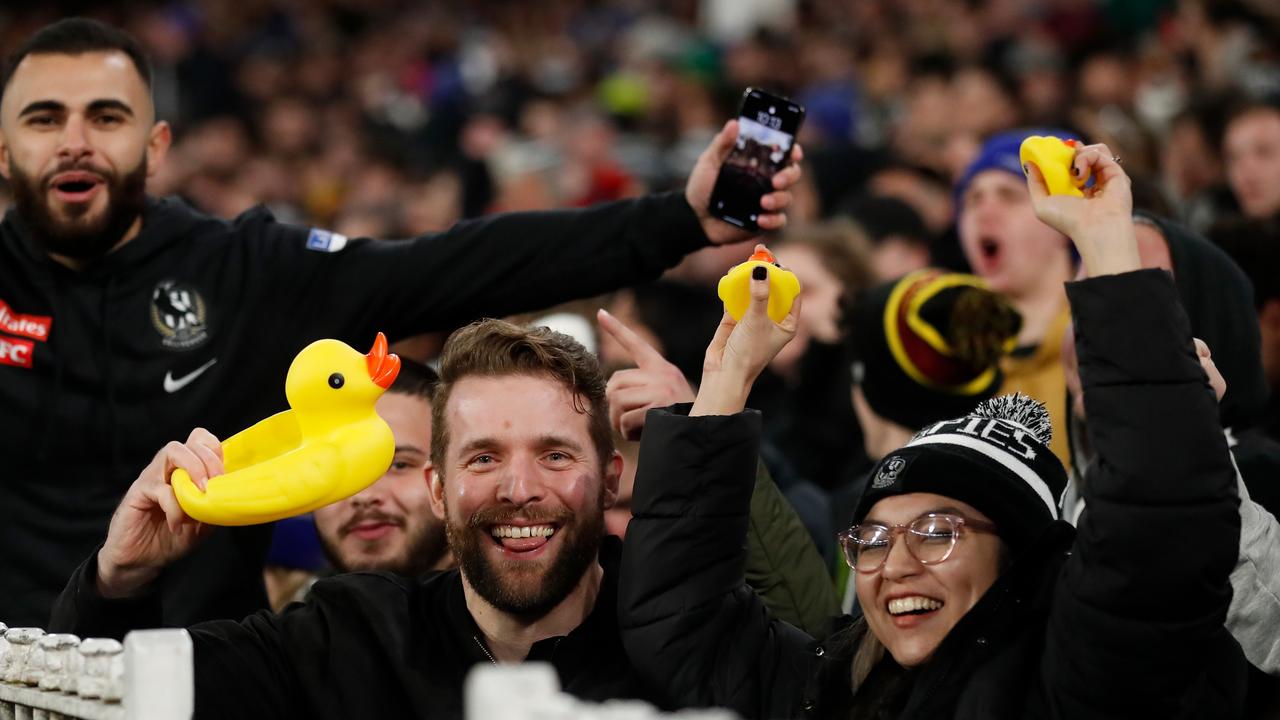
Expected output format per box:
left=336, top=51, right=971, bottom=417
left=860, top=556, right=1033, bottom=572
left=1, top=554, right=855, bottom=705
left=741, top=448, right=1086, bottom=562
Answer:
left=752, top=266, right=767, bottom=281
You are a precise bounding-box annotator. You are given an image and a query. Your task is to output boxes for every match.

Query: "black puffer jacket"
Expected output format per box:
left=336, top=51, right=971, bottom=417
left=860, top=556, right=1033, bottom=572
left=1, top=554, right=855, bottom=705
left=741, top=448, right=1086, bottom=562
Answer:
left=619, top=270, right=1244, bottom=719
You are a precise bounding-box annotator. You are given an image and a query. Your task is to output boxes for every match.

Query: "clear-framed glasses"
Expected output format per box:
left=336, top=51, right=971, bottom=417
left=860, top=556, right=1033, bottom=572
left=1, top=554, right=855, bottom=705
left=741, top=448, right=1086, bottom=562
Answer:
left=838, top=513, right=998, bottom=574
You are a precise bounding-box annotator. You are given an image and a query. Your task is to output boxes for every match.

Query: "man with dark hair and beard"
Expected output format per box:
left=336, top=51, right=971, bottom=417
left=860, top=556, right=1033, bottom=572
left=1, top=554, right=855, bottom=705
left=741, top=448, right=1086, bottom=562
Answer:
left=1, top=20, right=156, bottom=265
left=0, top=16, right=803, bottom=629
left=48, top=319, right=658, bottom=717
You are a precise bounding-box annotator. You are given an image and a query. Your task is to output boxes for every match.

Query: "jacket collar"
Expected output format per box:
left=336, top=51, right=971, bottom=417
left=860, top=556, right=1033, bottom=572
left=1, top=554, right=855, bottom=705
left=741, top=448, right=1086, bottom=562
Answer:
left=2, top=196, right=199, bottom=280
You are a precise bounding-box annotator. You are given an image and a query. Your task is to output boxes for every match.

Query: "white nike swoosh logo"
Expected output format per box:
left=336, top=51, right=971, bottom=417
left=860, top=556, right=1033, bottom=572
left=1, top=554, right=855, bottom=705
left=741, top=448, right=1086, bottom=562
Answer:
left=164, top=358, right=217, bottom=393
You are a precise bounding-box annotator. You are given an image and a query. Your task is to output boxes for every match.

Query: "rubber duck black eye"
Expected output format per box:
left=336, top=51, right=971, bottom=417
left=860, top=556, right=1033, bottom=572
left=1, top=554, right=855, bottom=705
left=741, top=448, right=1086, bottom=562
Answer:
left=328, top=373, right=344, bottom=389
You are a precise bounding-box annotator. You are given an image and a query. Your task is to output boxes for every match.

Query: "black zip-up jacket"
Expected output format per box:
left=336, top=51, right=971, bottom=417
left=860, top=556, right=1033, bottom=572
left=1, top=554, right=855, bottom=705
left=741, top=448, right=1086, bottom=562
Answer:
left=0, top=192, right=706, bottom=627
left=619, top=270, right=1244, bottom=718
left=52, top=537, right=657, bottom=719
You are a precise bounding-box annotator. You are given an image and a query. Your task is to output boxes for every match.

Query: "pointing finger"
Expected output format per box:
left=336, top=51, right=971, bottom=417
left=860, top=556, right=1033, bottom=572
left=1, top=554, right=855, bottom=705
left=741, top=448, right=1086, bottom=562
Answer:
left=597, top=309, right=667, bottom=369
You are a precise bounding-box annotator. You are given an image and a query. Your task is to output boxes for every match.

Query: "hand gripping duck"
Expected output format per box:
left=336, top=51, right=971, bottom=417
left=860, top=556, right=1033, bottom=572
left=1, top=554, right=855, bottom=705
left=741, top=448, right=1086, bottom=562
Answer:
left=173, top=333, right=401, bottom=526
left=1019, top=135, right=1087, bottom=197
left=718, top=244, right=801, bottom=324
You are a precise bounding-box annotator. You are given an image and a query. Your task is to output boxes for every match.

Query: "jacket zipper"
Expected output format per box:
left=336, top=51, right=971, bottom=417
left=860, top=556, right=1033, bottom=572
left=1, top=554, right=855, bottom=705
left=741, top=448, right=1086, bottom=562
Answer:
left=472, top=635, right=497, bottom=665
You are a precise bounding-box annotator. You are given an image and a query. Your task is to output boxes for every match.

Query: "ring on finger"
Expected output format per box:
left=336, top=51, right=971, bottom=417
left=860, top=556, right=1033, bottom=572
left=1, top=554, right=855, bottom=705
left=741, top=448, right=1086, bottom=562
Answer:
left=1112, top=155, right=1122, bottom=165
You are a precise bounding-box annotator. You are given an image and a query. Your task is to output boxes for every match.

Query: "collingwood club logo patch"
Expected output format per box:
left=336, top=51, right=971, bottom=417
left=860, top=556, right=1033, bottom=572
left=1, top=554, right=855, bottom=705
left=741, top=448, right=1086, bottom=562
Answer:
left=151, top=280, right=209, bottom=350
left=872, top=455, right=908, bottom=490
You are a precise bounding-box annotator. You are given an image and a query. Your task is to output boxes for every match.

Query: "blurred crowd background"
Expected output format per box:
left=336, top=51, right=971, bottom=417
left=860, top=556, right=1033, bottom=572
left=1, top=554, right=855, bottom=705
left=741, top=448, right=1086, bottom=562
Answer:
left=1, top=0, right=1275, bottom=239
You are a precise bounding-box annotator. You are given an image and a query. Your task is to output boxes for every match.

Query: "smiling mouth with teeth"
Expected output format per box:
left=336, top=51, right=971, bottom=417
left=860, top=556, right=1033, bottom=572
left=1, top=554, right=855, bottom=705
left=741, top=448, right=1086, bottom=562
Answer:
left=887, top=596, right=944, bottom=616
left=490, top=524, right=557, bottom=539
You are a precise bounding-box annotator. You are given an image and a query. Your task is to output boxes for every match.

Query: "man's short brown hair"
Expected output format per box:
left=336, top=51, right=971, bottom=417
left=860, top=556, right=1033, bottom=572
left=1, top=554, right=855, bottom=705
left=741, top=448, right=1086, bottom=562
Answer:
left=430, top=318, right=613, bottom=475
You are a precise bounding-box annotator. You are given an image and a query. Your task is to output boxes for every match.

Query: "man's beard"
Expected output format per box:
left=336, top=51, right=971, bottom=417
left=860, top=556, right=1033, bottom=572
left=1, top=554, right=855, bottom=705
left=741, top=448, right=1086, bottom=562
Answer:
left=446, top=493, right=605, bottom=621
left=10, top=156, right=148, bottom=262
left=319, top=511, right=450, bottom=577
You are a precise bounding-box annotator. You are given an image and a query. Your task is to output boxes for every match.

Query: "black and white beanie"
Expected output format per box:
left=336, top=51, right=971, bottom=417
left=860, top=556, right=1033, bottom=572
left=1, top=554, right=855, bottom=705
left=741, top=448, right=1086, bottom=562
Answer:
left=852, top=393, right=1068, bottom=552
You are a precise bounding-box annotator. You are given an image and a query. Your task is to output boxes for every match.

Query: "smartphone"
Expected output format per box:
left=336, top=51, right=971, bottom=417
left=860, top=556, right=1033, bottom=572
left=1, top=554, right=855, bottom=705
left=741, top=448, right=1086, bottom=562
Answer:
left=709, top=88, right=805, bottom=231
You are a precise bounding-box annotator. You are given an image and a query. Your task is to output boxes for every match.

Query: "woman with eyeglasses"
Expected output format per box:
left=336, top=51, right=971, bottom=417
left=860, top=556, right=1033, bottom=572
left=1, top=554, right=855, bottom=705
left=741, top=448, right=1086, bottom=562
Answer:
left=619, top=145, right=1246, bottom=718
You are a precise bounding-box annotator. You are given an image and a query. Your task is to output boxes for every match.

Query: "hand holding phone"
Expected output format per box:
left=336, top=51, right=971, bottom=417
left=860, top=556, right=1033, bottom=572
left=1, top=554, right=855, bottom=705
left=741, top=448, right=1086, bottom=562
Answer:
left=708, top=88, right=805, bottom=232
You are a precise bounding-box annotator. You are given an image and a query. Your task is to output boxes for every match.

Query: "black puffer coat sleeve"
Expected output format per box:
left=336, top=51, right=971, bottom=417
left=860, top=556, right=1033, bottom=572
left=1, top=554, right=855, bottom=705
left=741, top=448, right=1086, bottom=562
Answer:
left=1042, top=269, right=1242, bottom=717
left=619, top=404, right=817, bottom=719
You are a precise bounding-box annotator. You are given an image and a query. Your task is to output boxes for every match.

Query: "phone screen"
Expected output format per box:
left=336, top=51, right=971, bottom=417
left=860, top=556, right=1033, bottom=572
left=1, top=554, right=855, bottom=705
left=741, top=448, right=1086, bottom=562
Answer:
left=709, top=88, right=805, bottom=231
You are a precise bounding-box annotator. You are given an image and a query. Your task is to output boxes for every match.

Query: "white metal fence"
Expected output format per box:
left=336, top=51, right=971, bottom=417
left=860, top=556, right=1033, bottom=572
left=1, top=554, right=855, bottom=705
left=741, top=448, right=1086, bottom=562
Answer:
left=0, top=623, right=192, bottom=720
left=2, top=621, right=728, bottom=719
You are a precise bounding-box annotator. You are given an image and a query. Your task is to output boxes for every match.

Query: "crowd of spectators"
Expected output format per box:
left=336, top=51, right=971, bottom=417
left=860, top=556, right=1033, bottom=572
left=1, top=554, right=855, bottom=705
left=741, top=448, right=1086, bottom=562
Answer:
left=3, top=2, right=1280, bottom=714
left=0, top=0, right=1274, bottom=241
left=8, top=0, right=1280, bottom=589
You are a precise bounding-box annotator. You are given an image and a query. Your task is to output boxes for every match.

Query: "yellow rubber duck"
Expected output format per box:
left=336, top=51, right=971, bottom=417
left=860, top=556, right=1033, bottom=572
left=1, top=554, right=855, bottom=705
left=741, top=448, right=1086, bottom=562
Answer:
left=718, top=245, right=802, bottom=324
left=173, top=333, right=401, bottom=526
left=1019, top=135, right=1086, bottom=197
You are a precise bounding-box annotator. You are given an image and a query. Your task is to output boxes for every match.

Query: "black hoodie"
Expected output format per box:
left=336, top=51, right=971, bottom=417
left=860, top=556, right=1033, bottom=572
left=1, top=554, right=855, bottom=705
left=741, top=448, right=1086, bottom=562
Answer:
left=1140, top=212, right=1269, bottom=430
left=1135, top=213, right=1280, bottom=516
left=0, top=192, right=706, bottom=627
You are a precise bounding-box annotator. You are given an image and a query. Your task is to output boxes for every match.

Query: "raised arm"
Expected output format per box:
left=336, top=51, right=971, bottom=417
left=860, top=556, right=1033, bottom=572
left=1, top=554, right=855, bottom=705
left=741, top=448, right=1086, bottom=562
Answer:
left=247, top=125, right=804, bottom=344
left=1027, top=147, right=1242, bottom=715
left=619, top=265, right=826, bottom=718
left=598, top=307, right=839, bottom=638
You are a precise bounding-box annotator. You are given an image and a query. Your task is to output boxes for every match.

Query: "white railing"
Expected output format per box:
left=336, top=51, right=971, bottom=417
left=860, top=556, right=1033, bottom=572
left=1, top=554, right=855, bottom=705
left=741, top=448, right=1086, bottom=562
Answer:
left=0, top=623, right=192, bottom=720
left=465, top=664, right=738, bottom=720
left=4, top=624, right=726, bottom=719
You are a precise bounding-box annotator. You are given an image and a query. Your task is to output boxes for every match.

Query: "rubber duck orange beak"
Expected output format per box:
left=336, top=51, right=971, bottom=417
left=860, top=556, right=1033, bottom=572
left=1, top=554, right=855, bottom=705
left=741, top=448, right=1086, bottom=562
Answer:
left=749, top=245, right=777, bottom=264
left=366, top=332, right=401, bottom=390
